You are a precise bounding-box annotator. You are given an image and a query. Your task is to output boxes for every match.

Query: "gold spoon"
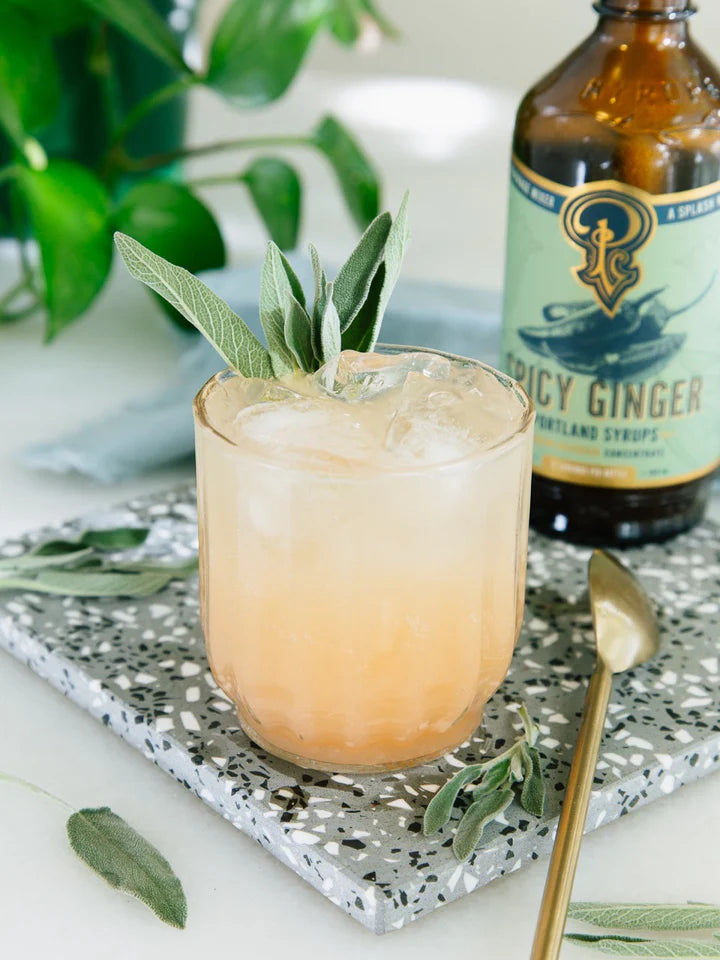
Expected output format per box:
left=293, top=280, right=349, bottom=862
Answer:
left=529, top=549, right=660, bottom=960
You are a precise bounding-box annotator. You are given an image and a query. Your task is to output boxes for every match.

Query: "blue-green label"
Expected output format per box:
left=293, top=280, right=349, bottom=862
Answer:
left=501, top=157, right=720, bottom=489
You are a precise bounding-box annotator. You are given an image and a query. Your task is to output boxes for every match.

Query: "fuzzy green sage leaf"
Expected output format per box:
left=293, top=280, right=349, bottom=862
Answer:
left=0, top=568, right=176, bottom=598
left=79, top=527, right=150, bottom=550
left=568, top=904, right=720, bottom=933
left=283, top=293, right=315, bottom=371
left=320, top=281, right=341, bottom=364
left=260, top=242, right=304, bottom=376
left=114, top=232, right=273, bottom=379
left=520, top=746, right=546, bottom=817
left=564, top=935, right=720, bottom=957
left=333, top=210, right=391, bottom=332
left=67, top=807, right=187, bottom=929
left=423, top=763, right=486, bottom=836
left=452, top=788, right=513, bottom=862
left=0, top=547, right=94, bottom=572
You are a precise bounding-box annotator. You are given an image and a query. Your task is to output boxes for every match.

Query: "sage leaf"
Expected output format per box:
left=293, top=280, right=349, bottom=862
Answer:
left=114, top=182, right=226, bottom=332
left=80, top=528, right=150, bottom=550
left=371, top=189, right=409, bottom=348
left=311, top=115, right=380, bottom=230
left=0, top=569, right=173, bottom=598
left=333, top=211, right=391, bottom=331
left=114, top=233, right=273, bottom=379
left=320, top=282, right=341, bottom=363
left=260, top=243, right=302, bottom=375
left=67, top=807, right=187, bottom=929
left=283, top=294, right=315, bottom=372
left=563, top=935, right=720, bottom=957
left=509, top=750, right=524, bottom=783
left=520, top=746, right=546, bottom=817
left=519, top=702, right=539, bottom=746
left=309, top=242, right=327, bottom=358
left=341, top=261, right=385, bottom=352
left=243, top=157, right=301, bottom=251
left=341, top=191, right=408, bottom=352
left=113, top=557, right=199, bottom=578
left=80, top=0, right=187, bottom=72
left=452, top=788, right=513, bottom=862
left=423, top=763, right=486, bottom=836
left=568, top=904, right=720, bottom=932
left=472, top=758, right=511, bottom=800
left=0, top=547, right=93, bottom=572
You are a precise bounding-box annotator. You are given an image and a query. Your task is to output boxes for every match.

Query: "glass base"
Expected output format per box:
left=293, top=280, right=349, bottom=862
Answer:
left=236, top=713, right=485, bottom=774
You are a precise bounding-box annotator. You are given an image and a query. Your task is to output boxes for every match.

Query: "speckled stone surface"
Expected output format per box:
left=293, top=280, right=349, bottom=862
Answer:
left=1, top=484, right=719, bottom=934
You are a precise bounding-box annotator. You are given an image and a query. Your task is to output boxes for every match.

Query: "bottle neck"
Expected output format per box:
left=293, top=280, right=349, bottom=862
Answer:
left=593, top=0, right=694, bottom=43
left=594, top=0, right=694, bottom=18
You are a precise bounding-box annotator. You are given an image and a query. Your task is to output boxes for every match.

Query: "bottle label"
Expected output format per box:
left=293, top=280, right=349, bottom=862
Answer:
left=502, top=156, right=720, bottom=488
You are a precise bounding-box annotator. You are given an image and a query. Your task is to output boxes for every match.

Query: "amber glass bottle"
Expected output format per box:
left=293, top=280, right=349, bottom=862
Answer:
left=501, top=0, right=720, bottom=545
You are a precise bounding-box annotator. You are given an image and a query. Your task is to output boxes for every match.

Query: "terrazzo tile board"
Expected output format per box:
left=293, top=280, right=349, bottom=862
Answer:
left=1, top=484, right=719, bottom=935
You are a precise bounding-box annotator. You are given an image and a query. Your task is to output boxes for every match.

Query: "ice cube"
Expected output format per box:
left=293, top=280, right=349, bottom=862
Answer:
left=314, top=350, right=416, bottom=402
left=384, top=372, right=477, bottom=465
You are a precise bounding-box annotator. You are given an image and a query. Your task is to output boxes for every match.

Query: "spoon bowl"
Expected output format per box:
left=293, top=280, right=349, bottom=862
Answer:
left=589, top=550, right=661, bottom=673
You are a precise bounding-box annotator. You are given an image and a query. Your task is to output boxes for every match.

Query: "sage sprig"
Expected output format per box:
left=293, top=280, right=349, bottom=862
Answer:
left=565, top=903, right=720, bottom=958
left=564, top=935, right=720, bottom=957
left=423, top=703, right=546, bottom=861
left=114, top=192, right=410, bottom=377
left=0, top=527, right=197, bottom=598
left=1, top=772, right=186, bottom=929
left=568, top=904, right=720, bottom=932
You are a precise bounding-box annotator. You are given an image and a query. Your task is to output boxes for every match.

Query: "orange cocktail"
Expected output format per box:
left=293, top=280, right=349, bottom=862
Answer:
left=194, top=348, right=534, bottom=771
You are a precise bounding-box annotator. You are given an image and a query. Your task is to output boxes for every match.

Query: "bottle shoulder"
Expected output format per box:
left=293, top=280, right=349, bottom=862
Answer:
left=516, top=31, right=720, bottom=139
left=514, top=30, right=720, bottom=191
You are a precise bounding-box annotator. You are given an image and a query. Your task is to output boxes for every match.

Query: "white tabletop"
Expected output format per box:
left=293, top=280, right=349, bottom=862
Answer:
left=3, top=20, right=720, bottom=955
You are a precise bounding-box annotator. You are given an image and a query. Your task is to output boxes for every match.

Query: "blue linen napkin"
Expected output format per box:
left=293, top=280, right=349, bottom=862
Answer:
left=21, top=263, right=503, bottom=484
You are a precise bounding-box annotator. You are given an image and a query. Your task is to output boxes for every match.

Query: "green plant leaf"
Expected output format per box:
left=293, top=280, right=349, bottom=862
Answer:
left=471, top=758, right=511, bottom=800
left=114, top=184, right=225, bottom=276
left=0, top=8, right=60, bottom=155
left=114, top=233, right=273, bottom=379
left=0, top=547, right=94, bottom=572
left=208, top=0, right=327, bottom=106
left=7, top=0, right=92, bottom=34
left=283, top=293, right=315, bottom=371
left=357, top=0, right=399, bottom=38
left=0, top=569, right=174, bottom=598
left=111, top=557, right=199, bottom=577
left=311, top=115, right=380, bottom=230
left=19, top=162, right=112, bottom=339
left=519, top=746, right=546, bottom=817
left=340, top=261, right=384, bottom=352
left=333, top=210, right=391, bottom=331
left=329, top=0, right=362, bottom=44
left=80, top=528, right=151, bottom=549
left=563, top=935, right=720, bottom=957
left=320, top=281, right=341, bottom=363
left=568, top=904, right=720, bottom=932
left=260, top=243, right=302, bottom=376
left=341, top=191, right=408, bottom=351
left=423, top=764, right=486, bottom=836
left=67, top=807, right=187, bottom=929
left=309, top=241, right=327, bottom=358
left=114, top=182, right=226, bottom=330
left=243, top=157, right=301, bottom=251
left=452, top=788, right=513, bottom=862
left=371, top=188, right=409, bottom=343
left=80, top=0, right=187, bottom=72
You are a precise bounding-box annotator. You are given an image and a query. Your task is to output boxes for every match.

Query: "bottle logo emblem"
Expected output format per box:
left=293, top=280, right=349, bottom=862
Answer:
left=561, top=188, right=656, bottom=315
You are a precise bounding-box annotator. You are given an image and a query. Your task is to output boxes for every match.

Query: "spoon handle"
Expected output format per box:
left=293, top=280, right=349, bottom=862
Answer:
left=529, top=662, right=613, bottom=960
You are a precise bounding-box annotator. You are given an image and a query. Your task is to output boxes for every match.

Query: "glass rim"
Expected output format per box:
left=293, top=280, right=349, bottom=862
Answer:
left=193, top=344, right=536, bottom=476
